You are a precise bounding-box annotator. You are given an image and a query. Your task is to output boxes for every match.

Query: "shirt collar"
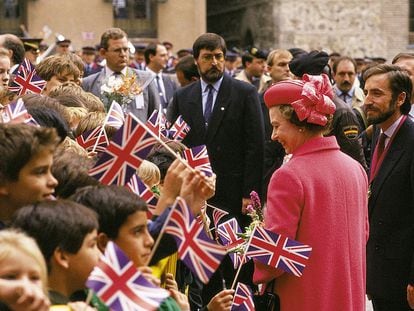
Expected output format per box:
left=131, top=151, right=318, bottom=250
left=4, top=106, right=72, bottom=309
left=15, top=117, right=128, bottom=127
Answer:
left=200, top=76, right=224, bottom=93
left=334, top=84, right=354, bottom=97
left=383, top=114, right=404, bottom=138
left=105, top=66, right=127, bottom=78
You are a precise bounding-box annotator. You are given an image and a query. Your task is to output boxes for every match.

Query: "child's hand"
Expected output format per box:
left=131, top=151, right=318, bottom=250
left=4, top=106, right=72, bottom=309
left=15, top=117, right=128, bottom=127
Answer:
left=153, top=159, right=189, bottom=215
left=0, top=279, right=50, bottom=311
left=207, top=289, right=235, bottom=311
left=67, top=301, right=97, bottom=311
left=169, top=289, right=190, bottom=311
left=164, top=272, right=178, bottom=291
left=138, top=266, right=161, bottom=287
left=180, top=170, right=214, bottom=215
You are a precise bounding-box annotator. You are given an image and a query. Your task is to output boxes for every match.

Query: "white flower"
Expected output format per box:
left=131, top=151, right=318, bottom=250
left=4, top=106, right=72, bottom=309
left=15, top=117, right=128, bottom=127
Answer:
left=100, top=83, right=114, bottom=93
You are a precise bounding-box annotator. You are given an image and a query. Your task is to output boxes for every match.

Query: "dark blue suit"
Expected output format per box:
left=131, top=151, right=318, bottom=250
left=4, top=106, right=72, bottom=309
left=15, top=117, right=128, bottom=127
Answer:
left=167, top=74, right=264, bottom=228
left=367, top=116, right=414, bottom=309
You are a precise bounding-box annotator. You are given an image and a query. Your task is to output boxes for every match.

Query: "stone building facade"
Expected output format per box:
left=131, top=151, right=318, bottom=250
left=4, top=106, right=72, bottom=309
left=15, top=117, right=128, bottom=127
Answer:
left=207, top=0, right=411, bottom=62
left=0, top=0, right=206, bottom=53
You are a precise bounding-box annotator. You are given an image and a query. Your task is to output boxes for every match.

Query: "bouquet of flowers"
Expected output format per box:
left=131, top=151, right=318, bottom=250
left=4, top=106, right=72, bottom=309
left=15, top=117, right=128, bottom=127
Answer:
left=228, top=190, right=264, bottom=256
left=239, top=190, right=264, bottom=240
left=100, top=73, right=142, bottom=112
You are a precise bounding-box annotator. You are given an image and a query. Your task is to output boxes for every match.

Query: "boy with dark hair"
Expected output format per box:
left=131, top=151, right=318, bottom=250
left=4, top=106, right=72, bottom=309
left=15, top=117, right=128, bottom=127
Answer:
left=70, top=183, right=189, bottom=310
left=11, top=199, right=101, bottom=308
left=0, top=124, right=59, bottom=226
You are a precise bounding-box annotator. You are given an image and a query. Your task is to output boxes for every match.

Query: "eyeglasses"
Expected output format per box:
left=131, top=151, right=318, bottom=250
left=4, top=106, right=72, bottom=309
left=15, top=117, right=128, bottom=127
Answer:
left=106, top=47, right=129, bottom=54
left=200, top=53, right=225, bottom=62
left=59, top=44, right=70, bottom=48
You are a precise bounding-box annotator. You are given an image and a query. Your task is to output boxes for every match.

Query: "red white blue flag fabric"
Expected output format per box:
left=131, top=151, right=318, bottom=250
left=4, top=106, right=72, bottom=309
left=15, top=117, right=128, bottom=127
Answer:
left=210, top=205, right=229, bottom=228
left=159, top=113, right=170, bottom=137
left=126, top=173, right=158, bottom=214
left=9, top=58, right=46, bottom=95
left=245, top=226, right=312, bottom=277
left=168, top=115, right=190, bottom=141
left=231, top=282, right=255, bottom=311
left=86, top=241, right=169, bottom=311
left=105, top=100, right=125, bottom=129
left=164, top=197, right=226, bottom=283
left=89, top=114, right=157, bottom=186
left=182, top=145, right=213, bottom=177
left=217, top=218, right=247, bottom=269
left=76, top=126, right=109, bottom=153
left=145, top=110, right=161, bottom=137
left=1, top=98, right=35, bottom=124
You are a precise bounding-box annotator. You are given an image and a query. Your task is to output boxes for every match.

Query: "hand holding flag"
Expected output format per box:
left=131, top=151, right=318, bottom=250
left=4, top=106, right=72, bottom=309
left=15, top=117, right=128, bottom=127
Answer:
left=217, top=218, right=248, bottom=269
left=86, top=241, right=170, bottom=311
left=164, top=197, right=226, bottom=283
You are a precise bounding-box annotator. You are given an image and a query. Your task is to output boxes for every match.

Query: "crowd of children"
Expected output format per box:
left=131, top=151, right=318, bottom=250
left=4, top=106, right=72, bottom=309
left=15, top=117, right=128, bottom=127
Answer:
left=0, top=119, right=237, bottom=310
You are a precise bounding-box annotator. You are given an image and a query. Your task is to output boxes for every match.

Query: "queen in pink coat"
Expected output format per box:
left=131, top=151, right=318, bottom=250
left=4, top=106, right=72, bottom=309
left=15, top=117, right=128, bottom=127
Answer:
left=254, top=74, right=369, bottom=311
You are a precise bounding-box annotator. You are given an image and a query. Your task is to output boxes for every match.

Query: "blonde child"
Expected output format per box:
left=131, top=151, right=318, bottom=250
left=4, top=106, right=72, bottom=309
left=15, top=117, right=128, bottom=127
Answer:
left=0, top=229, right=50, bottom=311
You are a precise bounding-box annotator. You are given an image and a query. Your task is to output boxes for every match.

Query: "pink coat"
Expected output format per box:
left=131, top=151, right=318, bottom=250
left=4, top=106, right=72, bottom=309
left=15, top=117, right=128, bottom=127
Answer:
left=254, top=136, right=369, bottom=311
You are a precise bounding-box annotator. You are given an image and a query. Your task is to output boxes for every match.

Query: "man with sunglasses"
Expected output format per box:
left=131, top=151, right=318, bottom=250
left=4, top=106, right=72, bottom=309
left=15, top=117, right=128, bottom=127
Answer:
left=82, top=27, right=160, bottom=122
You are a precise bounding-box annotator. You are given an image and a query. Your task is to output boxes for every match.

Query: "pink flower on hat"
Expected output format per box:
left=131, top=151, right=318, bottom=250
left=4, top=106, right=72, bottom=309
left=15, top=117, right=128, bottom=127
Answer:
left=290, top=74, right=336, bottom=126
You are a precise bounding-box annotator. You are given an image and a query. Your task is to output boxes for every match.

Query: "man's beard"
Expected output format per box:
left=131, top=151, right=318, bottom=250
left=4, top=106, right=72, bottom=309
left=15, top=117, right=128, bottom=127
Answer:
left=200, top=67, right=224, bottom=83
left=367, top=99, right=398, bottom=125
left=339, top=81, right=352, bottom=91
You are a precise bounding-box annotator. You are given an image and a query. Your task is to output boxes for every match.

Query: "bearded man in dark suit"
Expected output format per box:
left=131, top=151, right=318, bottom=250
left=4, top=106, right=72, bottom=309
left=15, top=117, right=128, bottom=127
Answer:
left=364, top=64, right=414, bottom=311
left=167, top=33, right=264, bottom=229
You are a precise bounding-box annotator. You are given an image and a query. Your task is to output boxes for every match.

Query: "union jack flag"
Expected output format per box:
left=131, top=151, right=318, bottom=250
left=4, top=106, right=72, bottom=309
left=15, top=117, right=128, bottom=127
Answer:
left=9, top=59, right=46, bottom=95
left=105, top=100, right=125, bottom=129
left=168, top=115, right=190, bottom=141
left=164, top=197, right=226, bottom=283
left=217, top=218, right=248, bottom=269
left=145, top=110, right=160, bottom=136
left=231, top=283, right=255, bottom=311
left=126, top=174, right=158, bottom=214
left=210, top=205, right=229, bottom=228
left=182, top=145, right=213, bottom=177
left=76, top=126, right=109, bottom=152
left=159, top=113, right=170, bottom=137
left=245, top=226, right=312, bottom=277
left=89, top=114, right=157, bottom=186
left=86, top=241, right=169, bottom=311
left=1, top=98, right=34, bottom=124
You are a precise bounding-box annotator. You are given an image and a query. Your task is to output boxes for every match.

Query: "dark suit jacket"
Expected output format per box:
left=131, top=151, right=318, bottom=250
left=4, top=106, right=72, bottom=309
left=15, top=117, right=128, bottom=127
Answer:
left=367, top=116, right=414, bottom=302
left=83, top=62, right=102, bottom=77
left=82, top=67, right=160, bottom=122
left=167, top=74, right=265, bottom=228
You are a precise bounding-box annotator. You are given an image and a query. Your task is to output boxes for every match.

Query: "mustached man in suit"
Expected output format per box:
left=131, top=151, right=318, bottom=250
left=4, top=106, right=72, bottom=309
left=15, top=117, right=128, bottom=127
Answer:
left=167, top=33, right=264, bottom=230
left=364, top=64, right=414, bottom=310
left=82, top=28, right=160, bottom=122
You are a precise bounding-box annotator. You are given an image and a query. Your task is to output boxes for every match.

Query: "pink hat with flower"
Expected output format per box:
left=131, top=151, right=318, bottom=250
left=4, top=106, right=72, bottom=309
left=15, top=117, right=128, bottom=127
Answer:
left=264, top=74, right=336, bottom=126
